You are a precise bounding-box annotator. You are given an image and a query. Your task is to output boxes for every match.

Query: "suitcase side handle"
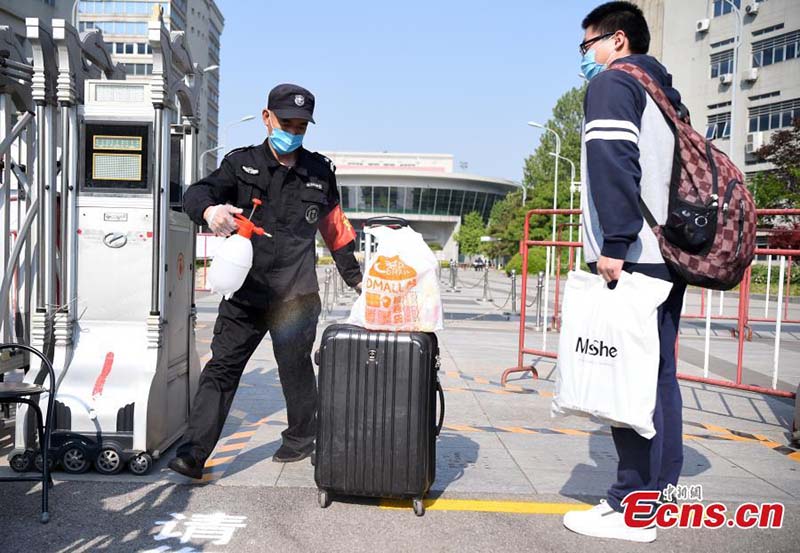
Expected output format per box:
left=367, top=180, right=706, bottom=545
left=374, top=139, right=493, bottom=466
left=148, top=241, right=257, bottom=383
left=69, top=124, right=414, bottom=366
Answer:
left=435, top=379, right=445, bottom=436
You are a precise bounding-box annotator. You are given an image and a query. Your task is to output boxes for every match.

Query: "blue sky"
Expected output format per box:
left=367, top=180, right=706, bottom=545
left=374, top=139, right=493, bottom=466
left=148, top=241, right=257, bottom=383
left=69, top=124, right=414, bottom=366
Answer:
left=215, top=0, right=600, bottom=181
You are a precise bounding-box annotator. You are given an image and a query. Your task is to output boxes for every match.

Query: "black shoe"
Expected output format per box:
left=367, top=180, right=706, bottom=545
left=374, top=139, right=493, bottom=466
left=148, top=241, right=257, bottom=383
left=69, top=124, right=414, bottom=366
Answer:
left=168, top=456, right=204, bottom=479
left=272, top=444, right=314, bottom=463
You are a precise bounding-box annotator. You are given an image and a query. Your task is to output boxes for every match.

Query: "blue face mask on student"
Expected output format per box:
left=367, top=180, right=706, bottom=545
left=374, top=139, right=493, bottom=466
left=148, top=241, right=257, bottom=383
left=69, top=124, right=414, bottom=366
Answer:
left=581, top=49, right=606, bottom=81
left=269, top=127, right=304, bottom=154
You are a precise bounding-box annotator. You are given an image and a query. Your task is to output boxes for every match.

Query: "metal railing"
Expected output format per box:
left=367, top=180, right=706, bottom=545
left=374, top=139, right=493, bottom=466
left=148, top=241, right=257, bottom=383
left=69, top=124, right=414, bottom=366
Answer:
left=502, top=208, right=799, bottom=400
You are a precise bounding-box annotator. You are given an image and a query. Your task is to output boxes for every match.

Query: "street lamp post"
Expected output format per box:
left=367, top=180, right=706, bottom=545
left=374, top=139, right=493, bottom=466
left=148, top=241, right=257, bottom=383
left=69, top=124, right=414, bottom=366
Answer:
left=198, top=145, right=225, bottom=178
left=721, top=0, right=744, bottom=314
left=513, top=180, right=527, bottom=206
left=223, top=115, right=256, bottom=154
left=723, top=0, right=743, bottom=170
left=528, top=121, right=562, bottom=350
left=548, top=152, right=579, bottom=243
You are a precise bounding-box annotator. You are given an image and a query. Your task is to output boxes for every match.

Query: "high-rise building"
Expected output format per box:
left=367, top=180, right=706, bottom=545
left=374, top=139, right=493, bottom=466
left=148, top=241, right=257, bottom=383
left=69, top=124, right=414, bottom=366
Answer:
left=184, top=0, right=224, bottom=176
left=76, top=0, right=224, bottom=175
left=631, top=0, right=800, bottom=183
left=0, top=0, right=74, bottom=36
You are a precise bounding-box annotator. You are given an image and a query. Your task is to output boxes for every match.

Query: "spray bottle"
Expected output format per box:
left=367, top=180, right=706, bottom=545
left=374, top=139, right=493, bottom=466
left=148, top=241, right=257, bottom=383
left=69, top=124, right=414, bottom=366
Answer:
left=207, top=199, right=271, bottom=299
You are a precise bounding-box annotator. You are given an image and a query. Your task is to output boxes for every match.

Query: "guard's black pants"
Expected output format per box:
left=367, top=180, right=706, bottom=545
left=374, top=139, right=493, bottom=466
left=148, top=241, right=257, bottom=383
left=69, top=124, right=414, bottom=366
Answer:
left=177, top=293, right=321, bottom=464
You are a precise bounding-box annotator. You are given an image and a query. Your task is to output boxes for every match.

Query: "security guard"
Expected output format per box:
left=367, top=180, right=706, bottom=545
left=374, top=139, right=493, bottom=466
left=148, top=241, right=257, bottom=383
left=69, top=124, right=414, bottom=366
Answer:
left=169, top=84, right=362, bottom=479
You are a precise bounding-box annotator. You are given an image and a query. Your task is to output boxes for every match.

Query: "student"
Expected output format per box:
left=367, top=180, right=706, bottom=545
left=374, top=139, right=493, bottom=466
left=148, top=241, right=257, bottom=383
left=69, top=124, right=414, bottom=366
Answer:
left=562, top=2, right=687, bottom=543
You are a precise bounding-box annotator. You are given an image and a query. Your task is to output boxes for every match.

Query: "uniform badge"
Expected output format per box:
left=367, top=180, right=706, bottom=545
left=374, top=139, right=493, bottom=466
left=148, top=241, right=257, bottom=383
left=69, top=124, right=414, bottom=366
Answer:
left=306, top=181, right=323, bottom=190
left=241, top=165, right=259, bottom=175
left=294, top=95, right=305, bottom=107
left=305, top=204, right=320, bottom=224
left=321, top=155, right=336, bottom=173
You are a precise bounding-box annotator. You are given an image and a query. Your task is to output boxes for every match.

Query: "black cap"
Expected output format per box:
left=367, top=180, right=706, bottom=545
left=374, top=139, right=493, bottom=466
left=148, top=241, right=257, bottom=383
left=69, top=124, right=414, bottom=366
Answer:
left=267, top=83, right=316, bottom=123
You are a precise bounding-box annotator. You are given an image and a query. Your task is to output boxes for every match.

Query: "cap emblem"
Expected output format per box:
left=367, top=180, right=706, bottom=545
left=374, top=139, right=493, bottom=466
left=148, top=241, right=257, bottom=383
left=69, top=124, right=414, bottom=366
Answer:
left=294, top=95, right=305, bottom=107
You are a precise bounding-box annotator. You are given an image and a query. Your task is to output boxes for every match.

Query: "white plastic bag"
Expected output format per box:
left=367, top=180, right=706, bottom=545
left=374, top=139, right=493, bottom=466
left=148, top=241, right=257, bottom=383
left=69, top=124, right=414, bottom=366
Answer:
left=347, top=226, right=444, bottom=332
left=551, top=270, right=672, bottom=438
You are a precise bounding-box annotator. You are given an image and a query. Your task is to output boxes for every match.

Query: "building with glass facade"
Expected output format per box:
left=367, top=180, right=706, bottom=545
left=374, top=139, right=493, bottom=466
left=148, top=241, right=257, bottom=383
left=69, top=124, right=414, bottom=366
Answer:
left=324, top=152, right=515, bottom=261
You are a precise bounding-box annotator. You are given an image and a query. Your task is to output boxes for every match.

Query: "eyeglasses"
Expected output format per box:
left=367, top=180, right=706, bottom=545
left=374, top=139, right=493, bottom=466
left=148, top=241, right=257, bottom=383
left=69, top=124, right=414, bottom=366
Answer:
left=579, top=32, right=614, bottom=55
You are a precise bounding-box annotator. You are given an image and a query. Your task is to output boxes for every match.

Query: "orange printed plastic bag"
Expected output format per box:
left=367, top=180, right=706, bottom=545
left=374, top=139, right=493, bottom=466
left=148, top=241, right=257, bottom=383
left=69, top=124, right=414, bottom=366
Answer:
left=348, top=226, right=443, bottom=332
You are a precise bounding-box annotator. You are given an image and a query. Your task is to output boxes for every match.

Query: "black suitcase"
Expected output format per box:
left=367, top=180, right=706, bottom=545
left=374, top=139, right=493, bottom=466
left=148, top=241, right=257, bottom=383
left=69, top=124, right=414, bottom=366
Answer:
left=314, top=324, right=444, bottom=516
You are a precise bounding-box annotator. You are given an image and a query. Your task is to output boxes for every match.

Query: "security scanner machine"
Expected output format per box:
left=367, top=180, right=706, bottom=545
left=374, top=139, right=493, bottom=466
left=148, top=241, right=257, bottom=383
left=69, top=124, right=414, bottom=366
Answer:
left=3, top=10, right=202, bottom=476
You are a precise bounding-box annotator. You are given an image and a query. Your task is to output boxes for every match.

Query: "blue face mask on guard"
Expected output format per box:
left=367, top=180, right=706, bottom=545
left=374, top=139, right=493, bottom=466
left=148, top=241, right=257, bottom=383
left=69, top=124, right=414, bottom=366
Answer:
left=269, top=127, right=304, bottom=154
left=581, top=48, right=606, bottom=81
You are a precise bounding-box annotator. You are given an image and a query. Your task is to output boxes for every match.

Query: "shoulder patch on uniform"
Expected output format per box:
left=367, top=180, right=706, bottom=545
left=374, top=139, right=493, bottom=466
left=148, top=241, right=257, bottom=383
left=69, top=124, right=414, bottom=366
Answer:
left=223, top=145, right=256, bottom=159
left=317, top=153, right=336, bottom=173
left=241, top=165, right=259, bottom=175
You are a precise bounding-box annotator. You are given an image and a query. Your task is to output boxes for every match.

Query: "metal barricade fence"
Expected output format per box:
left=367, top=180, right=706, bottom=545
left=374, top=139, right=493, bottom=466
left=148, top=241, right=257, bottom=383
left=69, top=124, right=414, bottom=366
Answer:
left=502, top=208, right=799, bottom=401
left=195, top=232, right=214, bottom=292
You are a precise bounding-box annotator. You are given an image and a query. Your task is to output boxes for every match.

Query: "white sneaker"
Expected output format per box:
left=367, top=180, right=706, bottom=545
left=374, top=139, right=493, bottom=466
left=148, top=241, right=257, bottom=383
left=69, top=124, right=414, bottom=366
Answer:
left=563, top=500, right=657, bottom=543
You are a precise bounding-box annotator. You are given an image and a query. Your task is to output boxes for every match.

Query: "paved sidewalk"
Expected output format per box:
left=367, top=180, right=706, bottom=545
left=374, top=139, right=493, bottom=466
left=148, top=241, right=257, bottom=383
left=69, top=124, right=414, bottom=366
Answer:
left=1, top=268, right=798, bottom=552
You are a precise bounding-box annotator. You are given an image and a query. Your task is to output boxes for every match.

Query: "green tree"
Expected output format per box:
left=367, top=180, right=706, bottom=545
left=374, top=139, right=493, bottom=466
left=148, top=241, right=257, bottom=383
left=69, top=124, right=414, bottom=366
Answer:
left=454, top=211, right=486, bottom=256
left=522, top=84, right=586, bottom=244
left=751, top=119, right=800, bottom=209
left=486, top=84, right=587, bottom=272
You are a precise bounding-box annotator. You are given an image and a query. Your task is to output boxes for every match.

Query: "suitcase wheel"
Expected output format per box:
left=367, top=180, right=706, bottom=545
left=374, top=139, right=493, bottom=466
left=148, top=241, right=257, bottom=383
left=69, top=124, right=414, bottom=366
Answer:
left=413, top=498, right=425, bottom=517
left=318, top=489, right=332, bottom=509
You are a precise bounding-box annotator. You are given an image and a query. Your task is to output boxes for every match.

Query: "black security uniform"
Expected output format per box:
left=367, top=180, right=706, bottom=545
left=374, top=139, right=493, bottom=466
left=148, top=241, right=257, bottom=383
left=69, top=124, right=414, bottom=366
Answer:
left=179, top=141, right=361, bottom=464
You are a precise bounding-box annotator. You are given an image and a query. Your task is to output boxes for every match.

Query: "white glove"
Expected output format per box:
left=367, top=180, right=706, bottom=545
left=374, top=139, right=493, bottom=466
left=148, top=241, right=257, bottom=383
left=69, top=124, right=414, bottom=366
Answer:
left=204, top=204, right=243, bottom=237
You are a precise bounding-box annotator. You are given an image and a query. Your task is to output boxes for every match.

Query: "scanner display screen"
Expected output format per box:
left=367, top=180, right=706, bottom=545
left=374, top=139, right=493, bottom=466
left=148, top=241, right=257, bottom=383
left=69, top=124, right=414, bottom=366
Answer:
left=84, top=124, right=149, bottom=190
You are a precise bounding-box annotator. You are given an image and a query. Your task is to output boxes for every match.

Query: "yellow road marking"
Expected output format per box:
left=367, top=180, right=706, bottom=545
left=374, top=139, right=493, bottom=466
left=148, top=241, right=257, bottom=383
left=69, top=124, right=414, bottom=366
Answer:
left=226, top=430, right=257, bottom=440
left=216, top=442, right=248, bottom=453
left=702, top=423, right=729, bottom=434
left=444, top=424, right=480, bottom=433
left=379, top=498, right=593, bottom=514
left=497, top=426, right=537, bottom=435
left=553, top=428, right=590, bottom=436
left=204, top=455, right=236, bottom=468
left=473, top=376, right=490, bottom=385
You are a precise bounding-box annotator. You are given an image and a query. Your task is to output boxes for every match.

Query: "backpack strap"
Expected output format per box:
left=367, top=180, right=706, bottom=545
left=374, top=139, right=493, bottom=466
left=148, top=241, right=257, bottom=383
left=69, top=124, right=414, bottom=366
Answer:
left=608, top=62, right=681, bottom=126
left=608, top=62, right=682, bottom=229
left=638, top=197, right=658, bottom=229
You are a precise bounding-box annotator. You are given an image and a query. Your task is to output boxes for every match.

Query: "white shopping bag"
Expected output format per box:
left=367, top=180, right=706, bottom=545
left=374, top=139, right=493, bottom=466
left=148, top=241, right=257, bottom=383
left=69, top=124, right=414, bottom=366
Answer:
left=551, top=270, right=672, bottom=438
left=347, top=226, right=444, bottom=332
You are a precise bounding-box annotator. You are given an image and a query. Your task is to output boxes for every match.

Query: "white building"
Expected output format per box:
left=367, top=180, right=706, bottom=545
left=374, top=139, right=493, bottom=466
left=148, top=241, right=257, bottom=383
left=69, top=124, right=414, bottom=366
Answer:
left=324, top=152, right=516, bottom=261
left=632, top=0, right=800, bottom=182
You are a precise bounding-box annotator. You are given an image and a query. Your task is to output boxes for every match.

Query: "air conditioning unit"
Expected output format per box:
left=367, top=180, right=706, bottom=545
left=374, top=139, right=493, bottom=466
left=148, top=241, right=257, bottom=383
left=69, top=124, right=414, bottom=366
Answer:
left=696, top=18, right=711, bottom=32
left=745, top=3, right=759, bottom=15
left=745, top=132, right=764, bottom=154
left=744, top=68, right=759, bottom=82
left=719, top=73, right=734, bottom=84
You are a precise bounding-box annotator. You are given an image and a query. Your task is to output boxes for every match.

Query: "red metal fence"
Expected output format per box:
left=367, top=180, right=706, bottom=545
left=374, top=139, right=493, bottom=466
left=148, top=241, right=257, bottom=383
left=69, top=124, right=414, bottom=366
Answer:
left=503, top=208, right=799, bottom=400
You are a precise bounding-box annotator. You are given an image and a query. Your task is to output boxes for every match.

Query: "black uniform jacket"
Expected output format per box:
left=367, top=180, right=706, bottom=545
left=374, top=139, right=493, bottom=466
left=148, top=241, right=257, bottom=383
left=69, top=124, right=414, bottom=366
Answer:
left=184, top=141, right=362, bottom=307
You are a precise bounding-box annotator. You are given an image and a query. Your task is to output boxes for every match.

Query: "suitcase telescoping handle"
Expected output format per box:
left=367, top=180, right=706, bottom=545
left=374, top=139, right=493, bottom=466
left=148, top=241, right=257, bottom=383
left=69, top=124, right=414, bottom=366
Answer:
left=364, top=216, right=409, bottom=229
left=436, top=379, right=445, bottom=436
